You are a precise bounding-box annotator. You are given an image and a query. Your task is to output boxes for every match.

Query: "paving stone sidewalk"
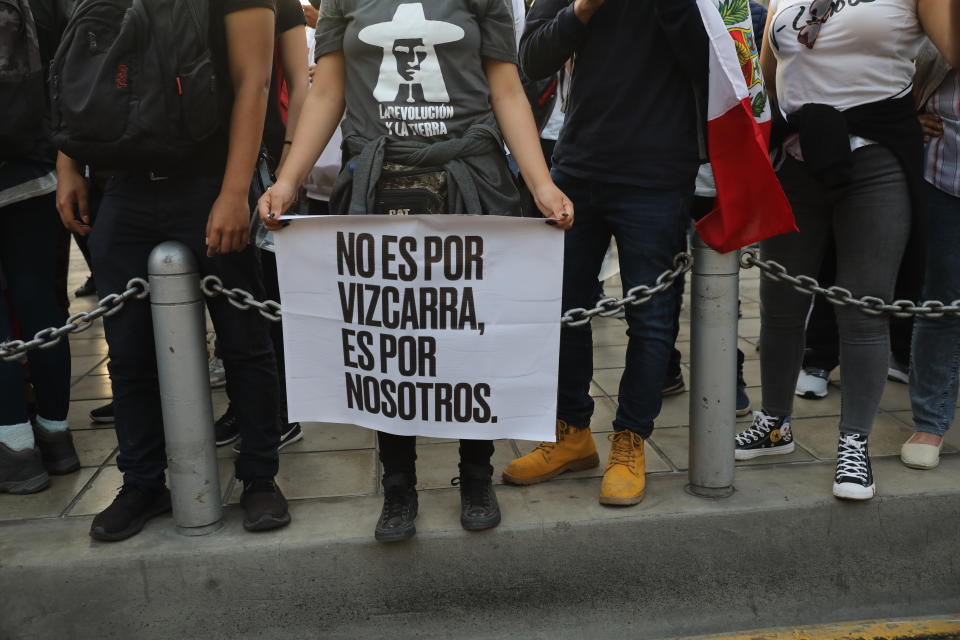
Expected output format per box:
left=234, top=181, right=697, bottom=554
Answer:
left=2, top=244, right=957, bottom=526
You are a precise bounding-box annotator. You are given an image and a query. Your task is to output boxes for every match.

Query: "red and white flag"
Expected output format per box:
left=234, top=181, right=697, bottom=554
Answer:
left=694, top=0, right=797, bottom=253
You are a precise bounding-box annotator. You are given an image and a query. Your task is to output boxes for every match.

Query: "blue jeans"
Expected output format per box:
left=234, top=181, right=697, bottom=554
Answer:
left=89, top=172, right=281, bottom=487
left=910, top=183, right=960, bottom=436
left=554, top=170, right=690, bottom=438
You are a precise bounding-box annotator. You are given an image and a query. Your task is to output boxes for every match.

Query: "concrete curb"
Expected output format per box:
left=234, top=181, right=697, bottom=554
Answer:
left=2, top=457, right=960, bottom=639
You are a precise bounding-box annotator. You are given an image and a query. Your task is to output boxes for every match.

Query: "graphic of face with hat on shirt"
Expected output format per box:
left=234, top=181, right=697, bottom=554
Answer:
left=359, top=3, right=464, bottom=104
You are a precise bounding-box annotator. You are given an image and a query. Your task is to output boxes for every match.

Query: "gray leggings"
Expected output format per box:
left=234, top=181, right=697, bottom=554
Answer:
left=760, top=145, right=911, bottom=435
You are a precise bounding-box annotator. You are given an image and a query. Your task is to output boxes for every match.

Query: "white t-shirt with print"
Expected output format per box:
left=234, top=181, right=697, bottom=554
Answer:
left=768, top=0, right=925, bottom=115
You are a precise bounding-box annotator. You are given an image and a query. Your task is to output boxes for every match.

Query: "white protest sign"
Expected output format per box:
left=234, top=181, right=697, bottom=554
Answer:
left=275, top=215, right=563, bottom=442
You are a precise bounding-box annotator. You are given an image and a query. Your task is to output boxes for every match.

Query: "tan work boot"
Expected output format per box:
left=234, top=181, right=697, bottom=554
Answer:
left=599, top=430, right=646, bottom=505
left=502, top=420, right=600, bottom=485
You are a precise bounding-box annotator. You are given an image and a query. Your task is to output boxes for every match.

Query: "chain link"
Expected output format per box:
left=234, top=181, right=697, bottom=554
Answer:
left=199, top=253, right=694, bottom=329
left=201, top=276, right=283, bottom=323
left=560, top=252, right=693, bottom=327
left=740, top=249, right=960, bottom=319
left=0, top=278, right=149, bottom=363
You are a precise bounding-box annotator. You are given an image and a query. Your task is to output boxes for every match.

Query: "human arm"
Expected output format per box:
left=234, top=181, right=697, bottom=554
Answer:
left=484, top=58, right=573, bottom=230
left=259, top=51, right=346, bottom=230
left=919, top=0, right=960, bottom=69
left=759, top=5, right=778, bottom=111
left=55, top=151, right=90, bottom=235
left=206, top=6, right=275, bottom=257
left=276, top=24, right=310, bottom=172
left=519, top=0, right=591, bottom=81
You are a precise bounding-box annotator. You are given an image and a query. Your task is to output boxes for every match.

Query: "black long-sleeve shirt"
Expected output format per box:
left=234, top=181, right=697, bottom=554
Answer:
left=521, top=0, right=708, bottom=189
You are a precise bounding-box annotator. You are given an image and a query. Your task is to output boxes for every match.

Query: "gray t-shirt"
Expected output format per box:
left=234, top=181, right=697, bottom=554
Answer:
left=315, top=0, right=517, bottom=142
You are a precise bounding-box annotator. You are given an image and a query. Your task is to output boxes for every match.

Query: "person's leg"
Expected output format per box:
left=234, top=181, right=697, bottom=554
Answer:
left=88, top=177, right=167, bottom=489
left=889, top=239, right=924, bottom=379
left=606, top=184, right=689, bottom=438
left=378, top=432, right=417, bottom=478
left=909, top=184, right=960, bottom=445
left=554, top=172, right=613, bottom=429
left=501, top=170, right=606, bottom=485
left=457, top=438, right=498, bottom=530
left=375, top=431, right=418, bottom=542
left=759, top=156, right=833, bottom=418
left=802, top=241, right=840, bottom=372
left=832, top=146, right=911, bottom=437
left=1, top=195, right=72, bottom=423
left=87, top=175, right=172, bottom=541
left=738, top=155, right=831, bottom=460
left=828, top=146, right=911, bottom=500
left=156, top=175, right=281, bottom=484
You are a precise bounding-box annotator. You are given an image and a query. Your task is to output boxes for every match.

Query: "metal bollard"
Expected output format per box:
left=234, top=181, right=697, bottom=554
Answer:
left=148, top=241, right=223, bottom=536
left=687, top=235, right=740, bottom=498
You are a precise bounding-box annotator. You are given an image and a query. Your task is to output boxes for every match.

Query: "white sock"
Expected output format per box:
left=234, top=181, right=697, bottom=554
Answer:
left=36, top=416, right=69, bottom=433
left=0, top=422, right=35, bottom=451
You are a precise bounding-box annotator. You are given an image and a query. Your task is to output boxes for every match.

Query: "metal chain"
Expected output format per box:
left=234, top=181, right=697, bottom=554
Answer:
left=560, top=252, right=693, bottom=327
left=200, top=253, right=695, bottom=329
left=740, top=249, right=960, bottom=319
left=201, top=275, right=283, bottom=323
left=0, top=278, right=150, bottom=363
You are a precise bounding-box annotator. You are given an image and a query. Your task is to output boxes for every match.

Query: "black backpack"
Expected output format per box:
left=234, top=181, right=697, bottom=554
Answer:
left=49, top=0, right=221, bottom=168
left=0, top=0, right=47, bottom=159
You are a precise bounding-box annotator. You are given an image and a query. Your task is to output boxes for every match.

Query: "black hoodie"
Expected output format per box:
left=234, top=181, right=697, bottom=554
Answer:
left=520, top=0, right=708, bottom=190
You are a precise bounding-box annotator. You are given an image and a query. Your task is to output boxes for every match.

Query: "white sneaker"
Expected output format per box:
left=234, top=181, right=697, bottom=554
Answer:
left=208, top=354, right=226, bottom=388
left=795, top=367, right=829, bottom=399
left=887, top=356, right=909, bottom=384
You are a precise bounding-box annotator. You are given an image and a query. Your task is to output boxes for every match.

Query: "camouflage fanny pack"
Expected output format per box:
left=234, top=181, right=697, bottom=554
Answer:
left=373, top=162, right=448, bottom=216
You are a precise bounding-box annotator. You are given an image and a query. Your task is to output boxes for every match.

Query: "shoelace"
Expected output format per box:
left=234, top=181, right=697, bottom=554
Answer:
left=735, top=412, right=777, bottom=446
left=451, top=477, right=490, bottom=508
left=533, top=422, right=572, bottom=457
left=382, top=490, right=412, bottom=520
left=607, top=432, right=640, bottom=468
left=836, top=434, right=869, bottom=482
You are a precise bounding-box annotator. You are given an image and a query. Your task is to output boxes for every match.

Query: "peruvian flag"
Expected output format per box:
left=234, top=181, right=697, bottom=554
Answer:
left=694, top=0, right=797, bottom=253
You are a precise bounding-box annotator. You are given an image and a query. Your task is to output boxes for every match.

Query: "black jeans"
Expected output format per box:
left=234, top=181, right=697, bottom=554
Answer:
left=0, top=193, right=71, bottom=425
left=378, top=432, right=494, bottom=480
left=89, top=172, right=280, bottom=487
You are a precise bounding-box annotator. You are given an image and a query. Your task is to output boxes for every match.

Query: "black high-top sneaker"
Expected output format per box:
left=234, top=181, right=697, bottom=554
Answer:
left=833, top=433, right=876, bottom=501
left=453, top=463, right=501, bottom=531
left=375, top=473, right=418, bottom=543
left=735, top=411, right=794, bottom=460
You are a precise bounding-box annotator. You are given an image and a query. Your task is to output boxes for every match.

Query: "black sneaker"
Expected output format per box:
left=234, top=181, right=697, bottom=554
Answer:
left=661, top=372, right=685, bottom=397
left=833, top=433, right=876, bottom=501
left=90, top=484, right=171, bottom=542
left=453, top=464, right=501, bottom=531
left=32, top=425, right=81, bottom=475
left=375, top=473, right=418, bottom=543
left=240, top=478, right=291, bottom=532
left=215, top=407, right=240, bottom=447
left=89, top=401, right=115, bottom=424
left=0, top=443, right=50, bottom=494
left=735, top=411, right=794, bottom=460
left=75, top=276, right=97, bottom=298
left=232, top=421, right=303, bottom=455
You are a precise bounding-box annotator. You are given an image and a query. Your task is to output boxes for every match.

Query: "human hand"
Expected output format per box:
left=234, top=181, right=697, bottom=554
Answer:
left=919, top=113, right=944, bottom=142
left=573, top=0, right=604, bottom=23
left=206, top=192, right=251, bottom=257
left=258, top=179, right=298, bottom=232
left=55, top=165, right=90, bottom=235
left=533, top=182, right=574, bottom=231
left=308, top=64, right=316, bottom=84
